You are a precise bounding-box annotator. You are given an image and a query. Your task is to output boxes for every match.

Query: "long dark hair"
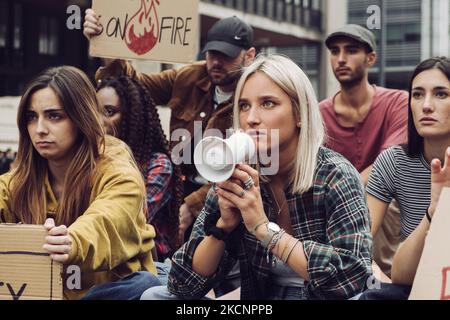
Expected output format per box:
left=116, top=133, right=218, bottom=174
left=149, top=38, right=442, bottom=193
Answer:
left=97, top=76, right=182, bottom=250
left=12, top=66, right=105, bottom=226
left=404, top=56, right=450, bottom=157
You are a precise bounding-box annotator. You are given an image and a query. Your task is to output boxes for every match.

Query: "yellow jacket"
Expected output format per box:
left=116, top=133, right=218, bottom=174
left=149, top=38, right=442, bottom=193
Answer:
left=0, top=136, right=156, bottom=299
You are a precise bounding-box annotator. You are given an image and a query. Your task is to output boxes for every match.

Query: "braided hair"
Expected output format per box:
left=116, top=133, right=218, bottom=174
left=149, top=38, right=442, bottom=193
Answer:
left=97, top=76, right=183, bottom=252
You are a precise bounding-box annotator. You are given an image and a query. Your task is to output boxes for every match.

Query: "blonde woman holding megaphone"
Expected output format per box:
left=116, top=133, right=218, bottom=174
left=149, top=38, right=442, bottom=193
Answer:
left=141, top=55, right=372, bottom=300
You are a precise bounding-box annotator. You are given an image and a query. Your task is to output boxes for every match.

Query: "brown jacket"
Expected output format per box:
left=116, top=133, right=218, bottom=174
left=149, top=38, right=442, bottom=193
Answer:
left=96, top=60, right=233, bottom=214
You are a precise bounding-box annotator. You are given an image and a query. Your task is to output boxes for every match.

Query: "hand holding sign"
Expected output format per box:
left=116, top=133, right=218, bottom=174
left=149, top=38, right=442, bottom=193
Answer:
left=429, top=147, right=450, bottom=218
left=83, top=9, right=102, bottom=39
left=88, top=0, right=199, bottom=64
left=43, top=218, right=72, bottom=264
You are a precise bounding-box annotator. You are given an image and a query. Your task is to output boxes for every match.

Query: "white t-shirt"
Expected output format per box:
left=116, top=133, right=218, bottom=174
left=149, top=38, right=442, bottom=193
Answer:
left=214, top=86, right=233, bottom=109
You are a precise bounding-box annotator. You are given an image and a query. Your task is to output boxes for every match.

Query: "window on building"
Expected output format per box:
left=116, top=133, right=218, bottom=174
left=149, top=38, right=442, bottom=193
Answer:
left=263, top=44, right=321, bottom=95
left=0, top=1, right=7, bottom=48
left=387, top=23, right=421, bottom=44
left=311, top=0, right=320, bottom=10
left=39, top=17, right=59, bottom=56
left=13, top=3, right=22, bottom=50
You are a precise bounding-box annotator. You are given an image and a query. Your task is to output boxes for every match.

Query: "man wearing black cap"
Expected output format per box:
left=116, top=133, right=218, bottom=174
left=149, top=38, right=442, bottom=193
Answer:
left=202, top=16, right=255, bottom=92
left=84, top=11, right=256, bottom=244
left=319, top=24, right=408, bottom=280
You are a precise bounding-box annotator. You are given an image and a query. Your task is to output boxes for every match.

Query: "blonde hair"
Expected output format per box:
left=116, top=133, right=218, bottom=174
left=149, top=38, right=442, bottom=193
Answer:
left=10, top=66, right=105, bottom=226
left=233, top=54, right=325, bottom=194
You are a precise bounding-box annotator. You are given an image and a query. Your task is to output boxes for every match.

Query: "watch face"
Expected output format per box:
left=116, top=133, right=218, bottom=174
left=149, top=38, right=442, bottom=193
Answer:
left=268, top=222, right=280, bottom=232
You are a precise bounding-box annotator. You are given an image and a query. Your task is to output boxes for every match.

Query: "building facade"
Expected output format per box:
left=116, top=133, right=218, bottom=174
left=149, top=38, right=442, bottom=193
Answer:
left=0, top=0, right=100, bottom=96
left=348, top=0, right=450, bottom=90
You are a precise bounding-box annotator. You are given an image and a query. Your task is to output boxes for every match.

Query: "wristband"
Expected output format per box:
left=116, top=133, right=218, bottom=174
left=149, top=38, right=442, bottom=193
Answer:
left=250, top=219, right=269, bottom=236
left=204, top=212, right=229, bottom=242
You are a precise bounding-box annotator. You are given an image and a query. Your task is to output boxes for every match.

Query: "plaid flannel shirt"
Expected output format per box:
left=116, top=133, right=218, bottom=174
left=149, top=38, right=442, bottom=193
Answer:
left=145, top=152, right=174, bottom=260
left=168, top=147, right=372, bottom=300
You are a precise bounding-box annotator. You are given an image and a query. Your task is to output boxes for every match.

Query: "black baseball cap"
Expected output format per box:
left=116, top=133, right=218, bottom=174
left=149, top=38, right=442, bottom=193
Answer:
left=202, top=16, right=254, bottom=58
left=325, top=24, right=376, bottom=52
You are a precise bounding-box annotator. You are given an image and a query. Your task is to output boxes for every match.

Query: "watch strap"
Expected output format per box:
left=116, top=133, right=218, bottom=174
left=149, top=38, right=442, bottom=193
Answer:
left=261, top=223, right=281, bottom=248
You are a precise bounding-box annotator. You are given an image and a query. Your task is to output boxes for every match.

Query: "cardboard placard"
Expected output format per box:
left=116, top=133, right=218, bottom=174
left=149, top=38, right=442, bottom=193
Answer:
left=90, top=0, right=199, bottom=64
left=409, top=188, right=450, bottom=300
left=0, top=224, right=63, bottom=300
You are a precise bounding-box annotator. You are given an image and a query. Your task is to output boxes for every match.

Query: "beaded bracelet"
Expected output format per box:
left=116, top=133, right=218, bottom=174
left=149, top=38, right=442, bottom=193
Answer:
left=268, top=229, right=285, bottom=252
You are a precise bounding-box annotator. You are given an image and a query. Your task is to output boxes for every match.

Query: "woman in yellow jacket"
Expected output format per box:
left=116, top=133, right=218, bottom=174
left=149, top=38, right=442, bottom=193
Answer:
left=0, top=66, right=160, bottom=300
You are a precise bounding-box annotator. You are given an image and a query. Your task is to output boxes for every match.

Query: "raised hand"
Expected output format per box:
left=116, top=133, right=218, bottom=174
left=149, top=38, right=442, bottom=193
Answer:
left=429, top=147, right=450, bottom=217
left=83, top=9, right=102, bottom=40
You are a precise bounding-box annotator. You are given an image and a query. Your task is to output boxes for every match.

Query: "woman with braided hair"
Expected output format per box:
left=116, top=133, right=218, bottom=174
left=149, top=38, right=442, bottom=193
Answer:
left=97, top=76, right=183, bottom=262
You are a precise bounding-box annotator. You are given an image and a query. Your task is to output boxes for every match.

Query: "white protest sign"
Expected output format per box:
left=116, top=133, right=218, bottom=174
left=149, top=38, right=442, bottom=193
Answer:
left=410, top=187, right=450, bottom=300
left=90, top=0, right=199, bottom=64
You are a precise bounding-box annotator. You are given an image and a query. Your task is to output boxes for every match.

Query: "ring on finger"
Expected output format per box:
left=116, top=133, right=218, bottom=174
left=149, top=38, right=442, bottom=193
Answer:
left=243, top=176, right=254, bottom=190
left=240, top=190, right=246, bottom=197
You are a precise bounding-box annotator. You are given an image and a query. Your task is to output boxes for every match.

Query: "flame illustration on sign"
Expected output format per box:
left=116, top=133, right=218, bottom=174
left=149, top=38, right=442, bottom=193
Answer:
left=125, top=0, right=160, bottom=55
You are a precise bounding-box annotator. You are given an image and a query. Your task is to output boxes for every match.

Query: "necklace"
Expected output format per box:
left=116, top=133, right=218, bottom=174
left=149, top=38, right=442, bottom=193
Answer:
left=268, top=184, right=287, bottom=216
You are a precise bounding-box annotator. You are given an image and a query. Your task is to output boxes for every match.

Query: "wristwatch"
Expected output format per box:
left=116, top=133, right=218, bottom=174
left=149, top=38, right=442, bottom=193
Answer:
left=261, top=222, right=281, bottom=248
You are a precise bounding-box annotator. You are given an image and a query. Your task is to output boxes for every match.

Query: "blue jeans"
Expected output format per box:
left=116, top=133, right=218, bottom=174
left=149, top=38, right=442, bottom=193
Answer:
left=140, top=285, right=213, bottom=300
left=81, top=271, right=161, bottom=300
left=155, top=261, right=171, bottom=286
left=140, top=261, right=206, bottom=300
left=268, top=285, right=308, bottom=300
left=141, top=285, right=180, bottom=300
left=358, top=283, right=412, bottom=300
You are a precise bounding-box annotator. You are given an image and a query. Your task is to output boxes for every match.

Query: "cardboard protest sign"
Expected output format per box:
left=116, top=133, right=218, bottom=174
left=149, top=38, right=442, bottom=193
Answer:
left=90, top=0, right=199, bottom=64
left=409, top=188, right=450, bottom=300
left=0, top=224, right=62, bottom=300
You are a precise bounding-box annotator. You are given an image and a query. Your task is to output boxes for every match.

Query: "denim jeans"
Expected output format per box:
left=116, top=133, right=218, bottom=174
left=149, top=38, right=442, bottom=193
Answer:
left=81, top=271, right=161, bottom=300
left=155, top=261, right=171, bottom=286
left=141, top=285, right=180, bottom=300
left=268, top=285, right=309, bottom=300
left=140, top=285, right=213, bottom=300
left=358, top=283, right=412, bottom=300
left=140, top=261, right=213, bottom=300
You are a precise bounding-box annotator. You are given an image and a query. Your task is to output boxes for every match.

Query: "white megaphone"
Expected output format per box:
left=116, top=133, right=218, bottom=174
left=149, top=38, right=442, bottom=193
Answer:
left=194, top=132, right=256, bottom=183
